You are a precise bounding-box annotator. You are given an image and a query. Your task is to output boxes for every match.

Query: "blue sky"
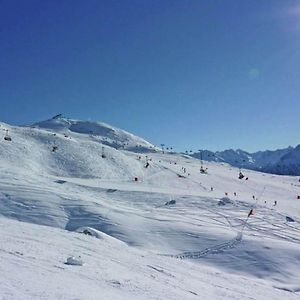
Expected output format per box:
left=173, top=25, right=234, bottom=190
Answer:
left=0, top=0, right=299, bottom=152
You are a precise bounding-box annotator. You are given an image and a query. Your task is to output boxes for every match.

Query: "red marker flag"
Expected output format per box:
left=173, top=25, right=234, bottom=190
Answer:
left=248, top=209, right=254, bottom=217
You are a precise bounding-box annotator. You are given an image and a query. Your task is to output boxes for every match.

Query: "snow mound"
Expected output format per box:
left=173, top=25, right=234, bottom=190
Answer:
left=65, top=256, right=84, bottom=266
left=75, top=227, right=127, bottom=246
left=164, top=199, right=176, bottom=206
left=218, top=197, right=232, bottom=206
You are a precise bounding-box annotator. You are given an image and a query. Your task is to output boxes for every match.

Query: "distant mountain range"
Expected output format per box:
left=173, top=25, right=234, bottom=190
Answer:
left=191, top=145, right=300, bottom=176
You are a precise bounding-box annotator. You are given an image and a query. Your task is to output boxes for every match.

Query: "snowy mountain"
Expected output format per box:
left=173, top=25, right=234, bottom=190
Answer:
left=32, top=115, right=158, bottom=153
left=192, top=146, right=300, bottom=175
left=1, top=117, right=300, bottom=299
left=261, top=145, right=300, bottom=175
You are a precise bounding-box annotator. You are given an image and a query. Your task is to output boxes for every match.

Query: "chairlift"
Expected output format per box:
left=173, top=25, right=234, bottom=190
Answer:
left=200, top=151, right=207, bottom=174
left=52, top=113, right=62, bottom=120
left=52, top=146, right=58, bottom=152
left=101, top=146, right=106, bottom=158
left=4, top=130, right=12, bottom=141
left=200, top=165, right=207, bottom=174
left=238, top=171, right=244, bottom=179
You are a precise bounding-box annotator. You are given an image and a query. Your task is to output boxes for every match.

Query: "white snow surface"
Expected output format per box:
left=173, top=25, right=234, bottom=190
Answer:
left=1, top=118, right=300, bottom=299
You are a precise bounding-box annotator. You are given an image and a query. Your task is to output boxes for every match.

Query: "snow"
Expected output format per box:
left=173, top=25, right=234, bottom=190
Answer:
left=1, top=217, right=298, bottom=300
left=1, top=117, right=300, bottom=299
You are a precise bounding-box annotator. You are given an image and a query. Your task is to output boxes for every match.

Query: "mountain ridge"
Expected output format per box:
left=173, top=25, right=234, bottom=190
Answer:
left=192, top=145, right=300, bottom=176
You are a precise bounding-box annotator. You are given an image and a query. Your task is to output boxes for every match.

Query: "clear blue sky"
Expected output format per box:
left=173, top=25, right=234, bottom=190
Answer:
left=1, top=0, right=299, bottom=152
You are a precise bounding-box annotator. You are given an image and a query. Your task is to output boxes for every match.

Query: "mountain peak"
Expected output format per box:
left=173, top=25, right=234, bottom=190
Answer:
left=30, top=116, right=157, bottom=153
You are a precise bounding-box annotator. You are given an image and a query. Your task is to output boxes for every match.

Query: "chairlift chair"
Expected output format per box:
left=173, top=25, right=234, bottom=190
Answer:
left=200, top=165, right=207, bottom=174
left=101, top=146, right=106, bottom=158
left=238, top=171, right=244, bottom=179
left=4, top=130, right=12, bottom=141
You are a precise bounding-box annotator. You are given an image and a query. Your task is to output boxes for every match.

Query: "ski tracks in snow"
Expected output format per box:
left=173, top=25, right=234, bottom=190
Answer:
left=164, top=232, right=243, bottom=260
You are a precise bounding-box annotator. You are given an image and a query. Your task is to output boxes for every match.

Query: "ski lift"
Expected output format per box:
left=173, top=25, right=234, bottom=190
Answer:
left=238, top=170, right=244, bottom=179
left=4, top=130, right=12, bottom=141
left=200, top=151, right=207, bottom=174
left=52, top=113, right=62, bottom=120
left=200, top=166, right=208, bottom=174
left=101, top=146, right=106, bottom=158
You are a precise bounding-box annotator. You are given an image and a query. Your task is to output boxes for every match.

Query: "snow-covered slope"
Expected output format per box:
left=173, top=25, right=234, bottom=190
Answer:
left=31, top=116, right=157, bottom=153
left=1, top=217, right=298, bottom=300
left=192, top=146, right=300, bottom=175
left=1, top=117, right=300, bottom=299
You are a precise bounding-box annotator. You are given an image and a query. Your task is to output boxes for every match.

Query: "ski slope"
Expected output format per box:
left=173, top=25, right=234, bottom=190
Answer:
left=1, top=117, right=300, bottom=299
